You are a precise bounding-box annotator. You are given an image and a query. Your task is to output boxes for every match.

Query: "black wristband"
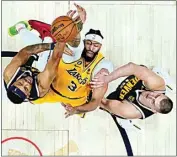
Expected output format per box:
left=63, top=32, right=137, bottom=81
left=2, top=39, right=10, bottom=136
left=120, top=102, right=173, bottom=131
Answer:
left=50, top=42, right=56, bottom=50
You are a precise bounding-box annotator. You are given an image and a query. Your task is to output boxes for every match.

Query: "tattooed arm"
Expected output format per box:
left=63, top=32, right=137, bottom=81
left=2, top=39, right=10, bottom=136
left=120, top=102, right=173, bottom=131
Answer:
left=67, top=3, right=85, bottom=48
left=3, top=43, right=52, bottom=84
left=37, top=42, right=66, bottom=97
left=67, top=21, right=83, bottom=48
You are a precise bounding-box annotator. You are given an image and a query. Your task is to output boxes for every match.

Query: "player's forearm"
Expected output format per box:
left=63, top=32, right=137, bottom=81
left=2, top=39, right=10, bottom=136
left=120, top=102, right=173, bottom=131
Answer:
left=76, top=20, right=83, bottom=33
left=51, top=42, right=66, bottom=59
left=107, top=62, right=136, bottom=82
left=67, top=20, right=83, bottom=47
left=75, top=98, right=100, bottom=114
left=17, top=43, right=52, bottom=64
left=21, top=43, right=52, bottom=55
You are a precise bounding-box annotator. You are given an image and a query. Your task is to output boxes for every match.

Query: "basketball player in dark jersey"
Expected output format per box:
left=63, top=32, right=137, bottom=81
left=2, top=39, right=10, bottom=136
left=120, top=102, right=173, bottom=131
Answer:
left=4, top=3, right=86, bottom=104
left=3, top=42, right=70, bottom=104
left=90, top=62, right=173, bottom=119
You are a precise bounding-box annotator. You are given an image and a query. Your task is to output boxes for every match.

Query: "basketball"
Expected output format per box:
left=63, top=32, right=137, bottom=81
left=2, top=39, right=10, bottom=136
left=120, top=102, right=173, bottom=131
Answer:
left=51, top=16, right=79, bottom=42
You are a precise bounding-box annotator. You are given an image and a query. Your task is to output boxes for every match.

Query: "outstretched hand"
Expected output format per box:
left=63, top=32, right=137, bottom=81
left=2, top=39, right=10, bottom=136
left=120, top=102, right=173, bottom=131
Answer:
left=90, top=72, right=110, bottom=88
left=74, top=3, right=86, bottom=23
left=61, top=103, right=77, bottom=118
left=66, top=3, right=86, bottom=24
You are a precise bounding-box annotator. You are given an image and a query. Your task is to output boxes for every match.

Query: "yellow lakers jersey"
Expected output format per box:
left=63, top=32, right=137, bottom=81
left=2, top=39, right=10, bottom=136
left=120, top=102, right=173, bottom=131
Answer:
left=51, top=52, right=104, bottom=106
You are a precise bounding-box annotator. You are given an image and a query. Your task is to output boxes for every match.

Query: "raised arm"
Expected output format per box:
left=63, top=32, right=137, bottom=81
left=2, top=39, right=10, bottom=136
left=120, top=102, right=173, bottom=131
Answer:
left=37, top=42, right=66, bottom=97
left=67, top=3, right=86, bottom=48
left=108, top=62, right=165, bottom=90
left=3, top=43, right=53, bottom=84
left=91, top=62, right=165, bottom=90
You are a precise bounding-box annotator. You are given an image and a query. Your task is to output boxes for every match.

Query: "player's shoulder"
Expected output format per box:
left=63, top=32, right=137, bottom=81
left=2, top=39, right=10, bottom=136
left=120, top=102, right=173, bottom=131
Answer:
left=62, top=42, right=84, bottom=63
left=92, top=59, right=114, bottom=78
left=98, top=58, right=114, bottom=72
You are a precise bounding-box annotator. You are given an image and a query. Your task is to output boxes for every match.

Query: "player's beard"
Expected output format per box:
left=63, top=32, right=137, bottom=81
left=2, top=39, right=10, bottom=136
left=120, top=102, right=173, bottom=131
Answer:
left=81, top=47, right=99, bottom=62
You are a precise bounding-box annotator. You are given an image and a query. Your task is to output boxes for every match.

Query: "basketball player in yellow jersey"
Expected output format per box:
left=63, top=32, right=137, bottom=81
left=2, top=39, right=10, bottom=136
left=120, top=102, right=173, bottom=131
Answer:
left=33, top=28, right=113, bottom=115
left=7, top=3, right=113, bottom=117
left=30, top=4, right=114, bottom=117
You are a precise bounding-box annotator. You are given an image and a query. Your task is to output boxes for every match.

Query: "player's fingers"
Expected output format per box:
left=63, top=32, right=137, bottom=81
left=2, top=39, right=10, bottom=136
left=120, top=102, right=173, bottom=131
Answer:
left=90, top=79, right=104, bottom=83
left=89, top=81, right=97, bottom=85
left=74, top=3, right=80, bottom=9
left=74, top=3, right=84, bottom=11
left=61, top=103, right=66, bottom=107
left=101, top=72, right=109, bottom=76
left=73, top=15, right=80, bottom=22
left=82, top=15, right=86, bottom=23
left=90, top=81, right=104, bottom=85
left=66, top=106, right=73, bottom=111
left=67, top=10, right=73, bottom=16
left=90, top=84, right=103, bottom=89
left=91, top=78, right=98, bottom=82
left=64, top=49, right=73, bottom=56
left=69, top=10, right=76, bottom=18
left=64, top=47, right=73, bottom=56
left=65, top=113, right=71, bottom=118
left=74, top=3, right=79, bottom=8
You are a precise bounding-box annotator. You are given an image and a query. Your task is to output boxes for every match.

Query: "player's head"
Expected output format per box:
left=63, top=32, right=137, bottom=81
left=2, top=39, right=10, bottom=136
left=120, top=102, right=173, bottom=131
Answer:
left=7, top=76, right=33, bottom=104
left=141, top=91, right=173, bottom=114
left=82, top=29, right=104, bottom=62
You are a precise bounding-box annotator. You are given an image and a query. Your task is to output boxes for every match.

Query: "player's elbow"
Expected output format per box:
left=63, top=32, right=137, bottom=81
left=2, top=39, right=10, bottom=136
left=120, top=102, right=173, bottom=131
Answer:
left=127, top=62, right=137, bottom=69
left=128, top=62, right=146, bottom=75
left=160, top=77, right=166, bottom=87
left=18, top=47, right=30, bottom=59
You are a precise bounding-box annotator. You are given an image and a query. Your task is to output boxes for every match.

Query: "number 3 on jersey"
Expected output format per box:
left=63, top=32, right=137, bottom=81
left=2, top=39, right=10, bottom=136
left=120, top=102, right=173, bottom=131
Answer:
left=68, top=81, right=77, bottom=91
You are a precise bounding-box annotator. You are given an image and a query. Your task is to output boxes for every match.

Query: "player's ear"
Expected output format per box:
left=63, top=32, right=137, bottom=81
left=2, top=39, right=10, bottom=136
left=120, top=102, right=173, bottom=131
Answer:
left=150, top=105, right=157, bottom=113
left=151, top=109, right=157, bottom=113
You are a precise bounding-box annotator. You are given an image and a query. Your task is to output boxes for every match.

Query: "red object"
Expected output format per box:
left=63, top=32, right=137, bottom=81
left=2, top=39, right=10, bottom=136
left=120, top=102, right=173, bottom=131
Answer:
left=28, top=20, right=56, bottom=42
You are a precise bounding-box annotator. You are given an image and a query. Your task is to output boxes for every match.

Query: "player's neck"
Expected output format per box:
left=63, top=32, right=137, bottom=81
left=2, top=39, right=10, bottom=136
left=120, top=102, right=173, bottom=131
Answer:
left=85, top=61, right=90, bottom=67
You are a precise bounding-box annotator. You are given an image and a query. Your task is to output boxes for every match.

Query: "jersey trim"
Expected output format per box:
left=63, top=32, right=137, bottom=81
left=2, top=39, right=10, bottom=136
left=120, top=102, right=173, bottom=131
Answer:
left=7, top=67, right=20, bottom=88
left=90, top=57, right=105, bottom=79
left=50, top=84, right=85, bottom=100
left=61, top=57, right=81, bottom=64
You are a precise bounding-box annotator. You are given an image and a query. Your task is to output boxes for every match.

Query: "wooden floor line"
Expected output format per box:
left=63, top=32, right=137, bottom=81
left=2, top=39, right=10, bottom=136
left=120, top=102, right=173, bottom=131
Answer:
left=2, top=129, right=69, bottom=132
